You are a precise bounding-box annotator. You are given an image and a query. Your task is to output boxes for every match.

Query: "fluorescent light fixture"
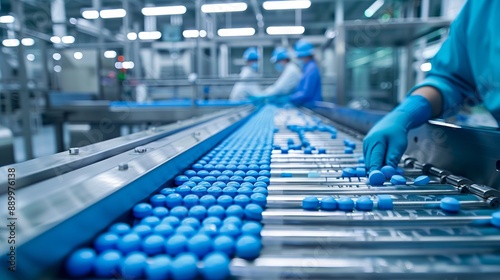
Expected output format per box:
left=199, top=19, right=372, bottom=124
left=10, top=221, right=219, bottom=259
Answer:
left=2, top=39, right=19, bottom=47
left=0, top=15, right=15, bottom=23
left=142, top=5, right=187, bottom=16
left=217, top=28, right=255, bottom=37
left=364, top=0, right=384, bottom=18
left=73, top=51, right=83, bottom=60
left=114, top=62, right=123, bottom=69
left=26, top=54, right=35, bottom=61
left=263, top=0, right=311, bottom=10
left=104, top=50, right=117, bottom=58
left=82, top=10, right=99, bottom=19
left=54, top=65, right=62, bottom=72
left=50, top=36, right=61, bottom=43
left=21, top=38, right=35, bottom=46
left=69, top=17, right=78, bottom=24
left=52, top=53, right=61, bottom=60
left=183, top=30, right=200, bottom=38
left=199, top=30, right=207, bottom=38
left=266, top=26, right=305, bottom=35
left=122, top=61, right=134, bottom=69
left=127, top=32, right=138, bottom=40
left=202, top=3, right=247, bottom=13
left=62, top=35, right=75, bottom=44
left=138, top=31, right=162, bottom=40
left=100, top=9, right=126, bottom=19
left=420, top=62, right=432, bottom=72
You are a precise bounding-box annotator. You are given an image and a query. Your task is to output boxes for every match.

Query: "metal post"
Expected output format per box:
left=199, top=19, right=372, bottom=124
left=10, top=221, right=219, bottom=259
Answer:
left=93, top=0, right=104, bottom=99
left=334, top=0, right=345, bottom=105
left=12, top=0, right=34, bottom=160
left=196, top=0, right=203, bottom=79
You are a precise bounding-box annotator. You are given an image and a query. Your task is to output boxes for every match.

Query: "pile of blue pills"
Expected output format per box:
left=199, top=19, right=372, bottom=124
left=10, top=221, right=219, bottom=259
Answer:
left=66, top=107, right=276, bottom=279
left=301, top=195, right=393, bottom=211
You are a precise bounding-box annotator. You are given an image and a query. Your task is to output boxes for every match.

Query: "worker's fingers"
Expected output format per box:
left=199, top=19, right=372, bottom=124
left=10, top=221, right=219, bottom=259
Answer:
left=385, top=137, right=408, bottom=168
left=365, top=140, right=386, bottom=173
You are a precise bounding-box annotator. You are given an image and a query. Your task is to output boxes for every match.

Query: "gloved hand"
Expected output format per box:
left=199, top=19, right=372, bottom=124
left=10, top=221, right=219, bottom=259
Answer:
left=363, top=95, right=433, bottom=172
left=248, top=95, right=267, bottom=104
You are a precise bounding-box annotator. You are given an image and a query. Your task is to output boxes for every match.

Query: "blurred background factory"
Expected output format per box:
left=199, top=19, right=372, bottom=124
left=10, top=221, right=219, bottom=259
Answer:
left=0, top=0, right=471, bottom=164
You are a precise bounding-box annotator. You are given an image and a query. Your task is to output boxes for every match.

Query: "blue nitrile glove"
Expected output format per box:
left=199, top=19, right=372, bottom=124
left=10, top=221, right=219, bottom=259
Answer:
left=363, top=95, right=433, bottom=172
left=248, top=95, right=266, bottom=104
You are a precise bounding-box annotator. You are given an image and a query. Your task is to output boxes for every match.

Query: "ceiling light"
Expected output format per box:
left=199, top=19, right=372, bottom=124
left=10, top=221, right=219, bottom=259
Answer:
left=21, top=38, right=35, bottom=46
left=52, top=53, right=61, bottom=60
left=127, top=32, right=138, bottom=40
left=100, top=9, right=126, bottom=19
left=183, top=30, right=200, bottom=38
left=266, top=26, right=305, bottom=35
left=138, top=31, right=162, bottom=40
left=199, top=30, right=207, bottom=38
left=50, top=36, right=61, bottom=43
left=62, top=35, right=75, bottom=44
left=218, top=28, right=255, bottom=37
left=26, top=54, right=35, bottom=61
left=82, top=10, right=99, bottom=19
left=69, top=17, right=78, bottom=24
left=364, top=0, right=384, bottom=18
left=420, top=62, right=432, bottom=72
left=122, top=61, right=134, bottom=69
left=263, top=1, right=311, bottom=10
left=2, top=39, right=19, bottom=47
left=104, top=50, right=117, bottom=58
left=54, top=65, right=62, bottom=72
left=0, top=15, right=15, bottom=23
left=73, top=52, right=83, bottom=60
left=142, top=5, right=187, bottom=16
left=202, top=3, right=247, bottom=13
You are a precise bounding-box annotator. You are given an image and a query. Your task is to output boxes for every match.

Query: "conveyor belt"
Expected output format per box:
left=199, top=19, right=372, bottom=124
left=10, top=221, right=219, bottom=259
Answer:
left=2, top=105, right=500, bottom=280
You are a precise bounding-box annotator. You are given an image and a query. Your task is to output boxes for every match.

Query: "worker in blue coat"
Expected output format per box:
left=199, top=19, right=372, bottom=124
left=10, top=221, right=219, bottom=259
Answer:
left=230, top=47, right=262, bottom=101
left=289, top=39, right=323, bottom=105
left=364, top=0, right=500, bottom=172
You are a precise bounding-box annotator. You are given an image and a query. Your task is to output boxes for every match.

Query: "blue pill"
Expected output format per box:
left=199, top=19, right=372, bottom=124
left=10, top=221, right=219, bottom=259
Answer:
left=175, top=175, right=189, bottom=186
left=192, top=186, right=208, bottom=197
left=390, top=175, right=407, bottom=185
left=176, top=225, right=197, bottom=238
left=240, top=182, right=254, bottom=189
left=250, top=193, right=267, bottom=208
left=217, top=195, right=233, bottom=209
left=238, top=187, right=253, bottom=196
left=189, top=205, right=207, bottom=220
left=212, top=182, right=227, bottom=189
left=188, top=234, right=213, bottom=258
left=320, top=197, right=337, bottom=211
left=109, top=223, right=131, bottom=236
left=150, top=194, right=167, bottom=207
left=213, top=235, right=235, bottom=256
left=244, top=204, right=263, bottom=221
left=181, top=217, right=201, bottom=229
left=230, top=176, right=244, bottom=183
left=204, top=164, right=215, bottom=171
left=248, top=165, right=260, bottom=172
left=226, top=181, right=241, bottom=188
left=369, top=170, right=386, bottom=186
left=377, top=195, right=394, bottom=210
left=281, top=148, right=289, bottom=154
left=244, top=176, right=257, bottom=183
left=145, top=255, right=171, bottom=280
left=318, top=148, right=326, bottom=154
left=117, top=233, right=142, bottom=254
left=237, top=164, right=249, bottom=171
left=207, top=205, right=226, bottom=219
left=302, top=196, right=320, bottom=210
left=65, top=248, right=96, bottom=277
left=241, top=222, right=262, bottom=237
left=491, top=212, right=500, bottom=228
left=204, top=176, right=217, bottom=183
left=356, top=196, right=373, bottom=211
left=183, top=194, right=200, bottom=208
left=170, top=206, right=189, bottom=220
left=165, top=234, right=188, bottom=256
left=356, top=167, right=366, bottom=177
left=414, top=175, right=431, bottom=186
left=342, top=168, right=356, bottom=177
left=207, top=186, right=223, bottom=198
left=253, top=187, right=268, bottom=195
left=215, top=164, right=226, bottom=171
left=203, top=216, right=222, bottom=227
left=133, top=203, right=153, bottom=219
left=234, top=195, right=251, bottom=207
left=153, top=224, right=174, bottom=237
left=182, top=181, right=197, bottom=187
left=226, top=205, right=245, bottom=218
left=234, top=170, right=246, bottom=177
left=236, top=235, right=261, bottom=260
left=337, top=197, right=354, bottom=211
left=152, top=207, right=169, bottom=218
left=219, top=224, right=241, bottom=238
left=217, top=175, right=230, bottom=184
left=160, top=188, right=176, bottom=196
left=141, top=216, right=161, bottom=227
left=253, top=181, right=268, bottom=188
left=142, top=235, right=165, bottom=255
left=185, top=170, right=197, bottom=177
left=440, top=197, right=461, bottom=212
left=171, top=253, right=199, bottom=280
left=257, top=176, right=270, bottom=183
left=161, top=216, right=180, bottom=227
left=210, top=170, right=222, bottom=177
left=166, top=194, right=183, bottom=209
left=176, top=186, right=192, bottom=197
left=381, top=166, right=396, bottom=179
left=223, top=216, right=243, bottom=227
left=344, top=147, right=353, bottom=154
left=222, top=186, right=238, bottom=198
left=259, top=170, right=271, bottom=177
left=308, top=171, right=320, bottom=178
left=197, top=181, right=212, bottom=188
left=190, top=176, right=202, bottom=183
left=200, top=195, right=217, bottom=208
left=226, top=164, right=237, bottom=171
left=201, top=252, right=231, bottom=280
left=357, top=157, right=365, bottom=163
left=94, top=250, right=122, bottom=277
left=133, top=224, right=153, bottom=238
left=281, top=172, right=293, bottom=177
left=260, top=164, right=270, bottom=170
left=199, top=224, right=219, bottom=238
left=192, top=164, right=204, bottom=171
left=396, top=167, right=404, bottom=175
left=197, top=170, right=210, bottom=178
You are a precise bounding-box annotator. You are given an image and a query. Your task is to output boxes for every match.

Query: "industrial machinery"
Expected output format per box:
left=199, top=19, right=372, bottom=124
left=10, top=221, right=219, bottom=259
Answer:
left=1, top=104, right=500, bottom=280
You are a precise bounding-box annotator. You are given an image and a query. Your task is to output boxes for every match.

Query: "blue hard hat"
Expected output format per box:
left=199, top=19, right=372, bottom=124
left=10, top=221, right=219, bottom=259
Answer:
left=243, top=47, right=259, bottom=61
left=270, top=47, right=289, bottom=64
left=294, top=39, right=314, bottom=58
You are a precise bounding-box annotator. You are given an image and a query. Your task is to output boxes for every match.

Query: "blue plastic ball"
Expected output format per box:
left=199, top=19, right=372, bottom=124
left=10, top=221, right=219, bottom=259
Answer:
left=201, top=252, right=230, bottom=280
left=302, top=196, right=320, bottom=210
left=170, top=206, right=189, bottom=220
left=171, top=253, right=199, bottom=280
left=189, top=205, right=207, bottom=220
left=166, top=194, right=183, bottom=209
left=145, top=255, right=171, bottom=280
left=236, top=235, right=261, bottom=260
left=117, top=233, right=142, bottom=254
left=165, top=234, right=188, bottom=256
left=94, top=250, right=122, bottom=277
left=153, top=224, right=174, bottom=238
left=244, top=204, right=263, bottom=221
left=188, top=234, right=213, bottom=258
left=133, top=203, right=153, bottom=219
left=65, top=248, right=96, bottom=277
left=161, top=216, right=180, bottom=227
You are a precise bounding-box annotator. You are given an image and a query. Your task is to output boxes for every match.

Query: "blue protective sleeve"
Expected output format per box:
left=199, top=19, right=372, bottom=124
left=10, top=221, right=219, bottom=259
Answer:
left=393, top=95, right=433, bottom=130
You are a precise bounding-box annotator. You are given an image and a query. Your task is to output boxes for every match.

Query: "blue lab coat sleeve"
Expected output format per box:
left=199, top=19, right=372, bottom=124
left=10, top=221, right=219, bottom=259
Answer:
left=289, top=61, right=322, bottom=105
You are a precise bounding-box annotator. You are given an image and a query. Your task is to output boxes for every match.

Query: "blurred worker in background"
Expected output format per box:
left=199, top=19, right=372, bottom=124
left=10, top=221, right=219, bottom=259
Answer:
left=251, top=47, right=301, bottom=103
left=229, top=47, right=262, bottom=101
left=289, top=39, right=323, bottom=105
left=363, top=0, right=500, bottom=172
